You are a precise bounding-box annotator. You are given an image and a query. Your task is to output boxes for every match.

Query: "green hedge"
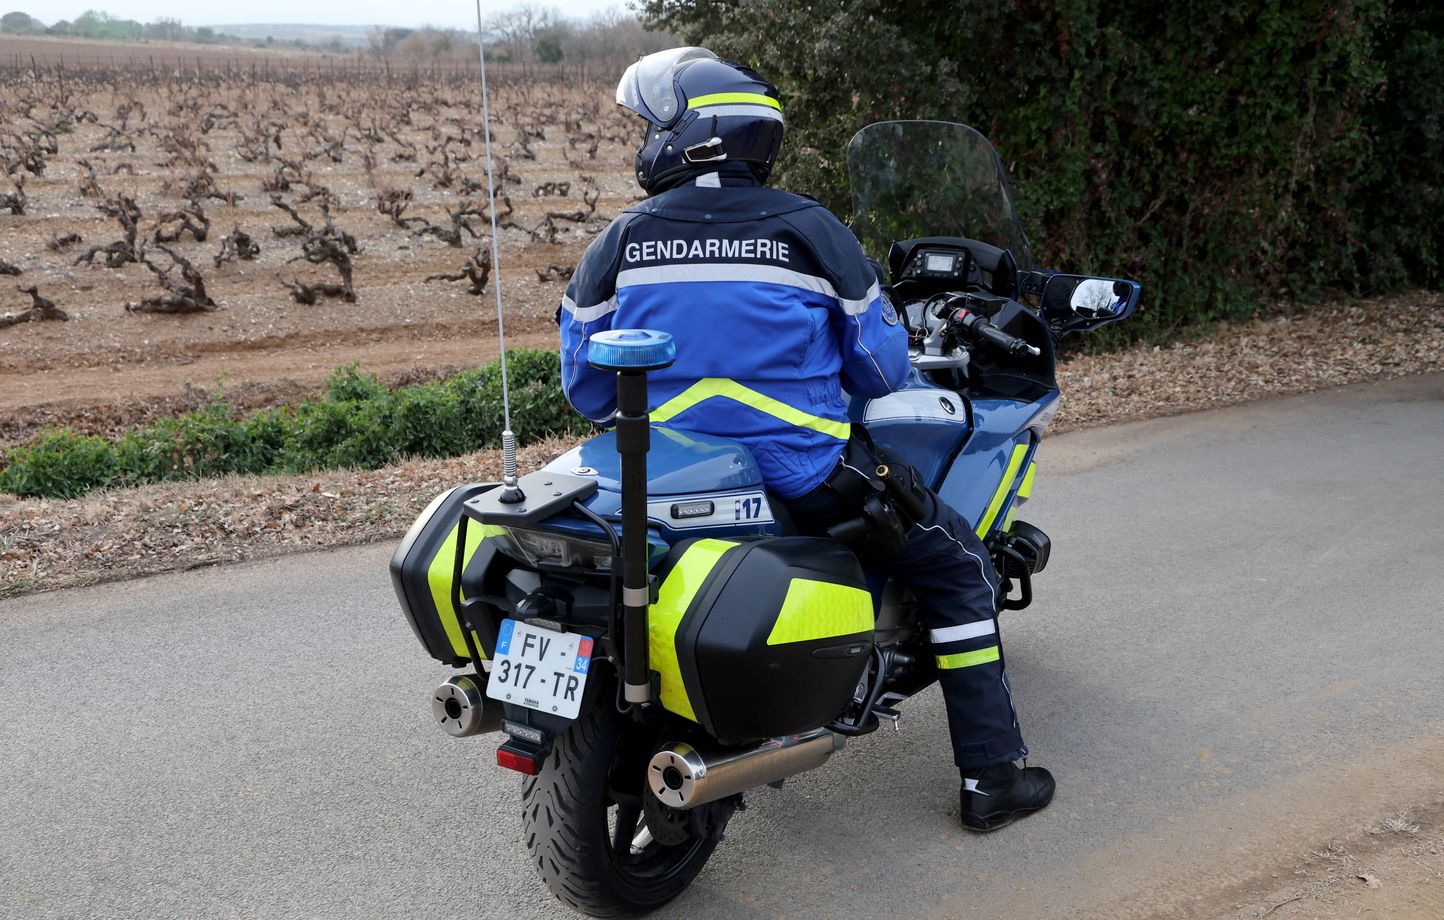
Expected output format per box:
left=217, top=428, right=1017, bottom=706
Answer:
left=0, top=351, right=591, bottom=499
left=643, top=0, right=1443, bottom=336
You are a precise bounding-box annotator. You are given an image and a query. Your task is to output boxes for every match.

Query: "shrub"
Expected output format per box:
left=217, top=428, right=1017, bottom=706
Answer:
left=0, top=431, right=117, bottom=499
left=642, top=0, right=1441, bottom=335
left=0, top=350, right=593, bottom=500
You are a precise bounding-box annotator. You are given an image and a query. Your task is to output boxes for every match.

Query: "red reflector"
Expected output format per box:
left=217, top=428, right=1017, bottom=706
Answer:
left=497, top=746, right=540, bottom=775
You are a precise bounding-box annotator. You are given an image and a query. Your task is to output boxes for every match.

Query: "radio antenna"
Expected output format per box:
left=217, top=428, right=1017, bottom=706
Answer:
left=475, top=0, right=523, bottom=503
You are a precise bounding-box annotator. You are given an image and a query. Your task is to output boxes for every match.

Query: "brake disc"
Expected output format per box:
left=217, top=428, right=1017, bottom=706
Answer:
left=641, top=785, right=693, bottom=847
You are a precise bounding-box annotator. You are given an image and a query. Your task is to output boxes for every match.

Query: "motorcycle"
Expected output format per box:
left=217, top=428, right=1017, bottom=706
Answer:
left=389, top=120, right=1139, bottom=917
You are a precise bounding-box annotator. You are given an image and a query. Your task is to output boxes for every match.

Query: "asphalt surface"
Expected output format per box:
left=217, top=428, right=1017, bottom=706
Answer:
left=3, top=374, right=1443, bottom=920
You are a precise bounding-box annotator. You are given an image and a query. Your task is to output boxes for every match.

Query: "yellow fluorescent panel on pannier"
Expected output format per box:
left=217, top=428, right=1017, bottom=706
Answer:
left=647, top=536, right=875, bottom=744
left=389, top=484, right=504, bottom=664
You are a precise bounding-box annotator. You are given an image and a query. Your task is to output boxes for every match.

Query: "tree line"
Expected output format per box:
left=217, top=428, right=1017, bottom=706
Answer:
left=1, top=6, right=673, bottom=66
left=1, top=10, right=267, bottom=48
left=369, top=7, right=673, bottom=66
left=643, top=0, right=1443, bottom=336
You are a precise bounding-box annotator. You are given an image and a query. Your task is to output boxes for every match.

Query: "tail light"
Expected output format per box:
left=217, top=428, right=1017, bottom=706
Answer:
left=496, top=739, right=542, bottom=775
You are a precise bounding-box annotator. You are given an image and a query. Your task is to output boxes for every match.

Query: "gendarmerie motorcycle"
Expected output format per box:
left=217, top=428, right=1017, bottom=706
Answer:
left=389, top=120, right=1139, bottom=917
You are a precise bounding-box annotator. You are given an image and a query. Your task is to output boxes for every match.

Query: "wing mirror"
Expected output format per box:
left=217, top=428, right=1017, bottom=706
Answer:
left=1037, top=274, right=1140, bottom=334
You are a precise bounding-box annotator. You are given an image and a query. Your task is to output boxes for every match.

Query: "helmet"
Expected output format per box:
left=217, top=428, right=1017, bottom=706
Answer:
left=615, top=47, right=784, bottom=194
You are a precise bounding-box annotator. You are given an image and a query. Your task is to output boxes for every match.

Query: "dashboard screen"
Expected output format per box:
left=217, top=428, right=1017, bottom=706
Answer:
left=924, top=253, right=955, bottom=273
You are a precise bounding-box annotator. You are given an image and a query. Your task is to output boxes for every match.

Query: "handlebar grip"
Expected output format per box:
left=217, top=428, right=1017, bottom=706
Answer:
left=950, top=306, right=1041, bottom=357
left=977, top=322, right=1041, bottom=357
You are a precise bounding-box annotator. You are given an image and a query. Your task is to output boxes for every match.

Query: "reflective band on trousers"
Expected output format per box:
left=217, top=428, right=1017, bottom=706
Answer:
left=687, top=91, right=781, bottom=111
left=936, top=645, right=1001, bottom=670
left=929, top=620, right=996, bottom=645
left=650, top=378, right=851, bottom=440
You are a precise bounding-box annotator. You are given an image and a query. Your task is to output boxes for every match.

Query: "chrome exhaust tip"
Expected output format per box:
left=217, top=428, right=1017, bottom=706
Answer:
left=648, top=743, right=708, bottom=808
left=432, top=675, right=492, bottom=737
left=647, top=729, right=843, bottom=809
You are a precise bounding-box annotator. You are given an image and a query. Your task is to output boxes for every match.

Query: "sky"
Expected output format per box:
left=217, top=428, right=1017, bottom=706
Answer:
left=21, top=1, right=628, bottom=30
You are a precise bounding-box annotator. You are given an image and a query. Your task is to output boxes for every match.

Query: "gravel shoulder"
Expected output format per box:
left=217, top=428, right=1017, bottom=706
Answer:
left=1221, top=801, right=1444, bottom=920
left=2, top=290, right=1440, bottom=600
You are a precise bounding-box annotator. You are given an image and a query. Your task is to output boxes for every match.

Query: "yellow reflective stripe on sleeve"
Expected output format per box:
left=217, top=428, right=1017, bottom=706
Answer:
left=649, top=538, right=737, bottom=722
left=936, top=646, right=1001, bottom=669
left=650, top=378, right=850, bottom=440
left=1016, top=461, right=1036, bottom=501
left=427, top=522, right=503, bottom=659
left=687, top=92, right=781, bottom=110
left=766, top=578, right=873, bottom=645
left=975, top=444, right=1030, bottom=537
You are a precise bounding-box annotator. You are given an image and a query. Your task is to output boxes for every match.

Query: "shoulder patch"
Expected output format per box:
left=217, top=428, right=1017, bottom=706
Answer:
left=881, top=298, right=900, bottom=326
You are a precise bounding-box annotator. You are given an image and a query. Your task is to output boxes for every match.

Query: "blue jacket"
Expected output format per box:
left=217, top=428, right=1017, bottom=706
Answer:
left=560, top=175, right=909, bottom=499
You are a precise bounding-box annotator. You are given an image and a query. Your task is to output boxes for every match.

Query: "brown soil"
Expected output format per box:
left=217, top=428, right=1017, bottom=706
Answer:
left=1231, top=812, right=1444, bottom=920
left=0, top=53, right=636, bottom=445
left=0, top=315, right=556, bottom=446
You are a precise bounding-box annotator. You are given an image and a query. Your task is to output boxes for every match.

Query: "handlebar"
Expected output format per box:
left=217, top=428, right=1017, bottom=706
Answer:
left=947, top=300, right=1041, bottom=358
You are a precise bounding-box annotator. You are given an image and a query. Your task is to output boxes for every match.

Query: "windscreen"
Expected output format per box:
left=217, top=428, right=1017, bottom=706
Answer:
left=847, top=121, right=1034, bottom=267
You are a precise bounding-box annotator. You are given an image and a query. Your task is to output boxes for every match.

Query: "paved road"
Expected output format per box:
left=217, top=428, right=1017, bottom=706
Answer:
left=4, top=375, right=1443, bottom=920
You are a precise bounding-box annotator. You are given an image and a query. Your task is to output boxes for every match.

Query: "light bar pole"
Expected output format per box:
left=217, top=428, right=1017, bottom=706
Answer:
left=586, top=330, right=676, bottom=705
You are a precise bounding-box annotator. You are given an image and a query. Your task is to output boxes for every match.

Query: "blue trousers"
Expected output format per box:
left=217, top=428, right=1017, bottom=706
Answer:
left=785, top=475, right=1028, bottom=769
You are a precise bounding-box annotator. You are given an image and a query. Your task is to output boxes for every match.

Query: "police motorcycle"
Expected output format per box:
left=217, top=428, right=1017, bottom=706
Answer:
left=389, top=120, right=1139, bottom=917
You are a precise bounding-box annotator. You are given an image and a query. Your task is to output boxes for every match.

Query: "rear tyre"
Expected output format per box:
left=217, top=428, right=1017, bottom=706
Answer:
left=522, top=705, right=718, bottom=917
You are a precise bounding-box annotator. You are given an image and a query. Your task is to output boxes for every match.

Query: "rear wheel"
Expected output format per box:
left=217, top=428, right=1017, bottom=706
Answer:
left=522, top=704, right=721, bottom=917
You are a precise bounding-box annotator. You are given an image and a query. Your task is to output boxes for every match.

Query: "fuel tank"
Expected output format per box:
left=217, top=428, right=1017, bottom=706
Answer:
left=851, top=378, right=972, bottom=489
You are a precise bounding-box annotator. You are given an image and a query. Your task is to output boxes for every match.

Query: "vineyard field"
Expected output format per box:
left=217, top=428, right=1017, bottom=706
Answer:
left=0, top=39, right=633, bottom=447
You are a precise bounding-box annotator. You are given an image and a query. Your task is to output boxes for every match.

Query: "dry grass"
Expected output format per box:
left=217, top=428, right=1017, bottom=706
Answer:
left=1381, top=809, right=1422, bottom=836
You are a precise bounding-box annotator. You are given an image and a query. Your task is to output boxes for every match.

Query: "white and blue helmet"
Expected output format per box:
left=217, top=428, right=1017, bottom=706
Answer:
left=616, top=47, right=784, bottom=193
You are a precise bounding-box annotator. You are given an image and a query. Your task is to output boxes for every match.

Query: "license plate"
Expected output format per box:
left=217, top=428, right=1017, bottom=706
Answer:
left=486, top=619, right=593, bottom=719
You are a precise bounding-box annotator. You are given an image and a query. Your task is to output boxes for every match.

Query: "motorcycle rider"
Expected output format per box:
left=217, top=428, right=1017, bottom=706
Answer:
left=558, top=47, right=1054, bottom=832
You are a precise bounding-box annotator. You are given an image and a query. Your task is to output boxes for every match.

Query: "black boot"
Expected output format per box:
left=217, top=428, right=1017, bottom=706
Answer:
left=960, top=761, right=1055, bottom=832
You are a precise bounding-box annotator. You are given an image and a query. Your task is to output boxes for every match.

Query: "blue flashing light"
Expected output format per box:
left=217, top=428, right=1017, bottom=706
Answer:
left=588, top=329, right=677, bottom=372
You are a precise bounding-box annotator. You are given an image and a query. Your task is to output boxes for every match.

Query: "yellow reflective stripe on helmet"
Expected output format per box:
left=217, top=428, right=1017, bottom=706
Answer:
left=649, top=538, right=737, bottom=722
left=936, top=646, right=1001, bottom=669
left=687, top=92, right=781, bottom=111
left=428, top=522, right=503, bottom=659
left=975, top=444, right=1030, bottom=537
left=650, top=378, right=850, bottom=440
left=766, top=578, right=873, bottom=645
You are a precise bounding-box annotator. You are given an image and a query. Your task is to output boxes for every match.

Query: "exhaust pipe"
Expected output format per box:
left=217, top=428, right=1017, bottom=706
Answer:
left=647, top=728, right=844, bottom=809
left=432, top=675, right=502, bottom=737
